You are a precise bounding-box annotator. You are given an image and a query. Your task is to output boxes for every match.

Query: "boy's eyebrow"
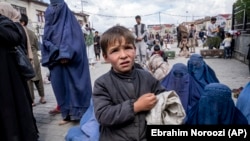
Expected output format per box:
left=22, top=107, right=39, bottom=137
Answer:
left=109, top=44, right=120, bottom=48
left=108, top=45, right=119, bottom=51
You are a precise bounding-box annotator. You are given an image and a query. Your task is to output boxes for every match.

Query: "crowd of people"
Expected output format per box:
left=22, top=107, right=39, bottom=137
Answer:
left=1, top=0, right=250, bottom=141
left=176, top=16, right=235, bottom=60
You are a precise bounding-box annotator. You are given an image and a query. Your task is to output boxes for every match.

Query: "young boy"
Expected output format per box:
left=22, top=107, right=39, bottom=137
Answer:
left=222, top=32, right=232, bottom=59
left=92, top=25, right=167, bottom=141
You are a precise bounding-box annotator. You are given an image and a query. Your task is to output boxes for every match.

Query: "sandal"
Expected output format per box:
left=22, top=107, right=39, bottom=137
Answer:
left=49, top=108, right=61, bottom=115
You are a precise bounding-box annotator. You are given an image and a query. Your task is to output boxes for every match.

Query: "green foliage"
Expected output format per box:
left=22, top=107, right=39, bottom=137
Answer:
left=234, top=0, right=250, bottom=26
left=235, top=0, right=250, bottom=7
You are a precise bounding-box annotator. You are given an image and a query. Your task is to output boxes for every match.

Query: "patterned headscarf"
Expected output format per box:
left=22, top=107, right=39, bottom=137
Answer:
left=0, top=2, right=33, bottom=60
left=0, top=2, right=21, bottom=22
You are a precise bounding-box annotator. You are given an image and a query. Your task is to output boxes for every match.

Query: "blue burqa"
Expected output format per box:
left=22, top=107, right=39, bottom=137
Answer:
left=186, top=83, right=248, bottom=125
left=187, top=54, right=219, bottom=89
left=65, top=99, right=100, bottom=141
left=161, top=63, right=203, bottom=114
left=41, top=0, right=92, bottom=120
left=236, top=81, right=250, bottom=124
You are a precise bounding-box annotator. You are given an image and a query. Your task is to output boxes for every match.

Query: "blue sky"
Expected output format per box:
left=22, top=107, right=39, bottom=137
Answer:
left=44, top=0, right=236, bottom=33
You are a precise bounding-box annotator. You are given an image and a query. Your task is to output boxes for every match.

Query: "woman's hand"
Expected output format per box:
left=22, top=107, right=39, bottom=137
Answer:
left=60, top=58, right=69, bottom=64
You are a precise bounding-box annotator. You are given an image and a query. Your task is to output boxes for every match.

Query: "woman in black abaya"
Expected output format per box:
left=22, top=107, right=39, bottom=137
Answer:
left=0, top=2, right=38, bottom=141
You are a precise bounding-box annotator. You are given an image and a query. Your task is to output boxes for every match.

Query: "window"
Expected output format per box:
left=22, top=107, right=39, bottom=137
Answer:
left=36, top=10, right=45, bottom=22
left=11, top=4, right=27, bottom=15
left=78, top=20, right=83, bottom=26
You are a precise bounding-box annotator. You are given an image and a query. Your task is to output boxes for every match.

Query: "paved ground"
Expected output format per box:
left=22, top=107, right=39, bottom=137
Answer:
left=34, top=42, right=250, bottom=141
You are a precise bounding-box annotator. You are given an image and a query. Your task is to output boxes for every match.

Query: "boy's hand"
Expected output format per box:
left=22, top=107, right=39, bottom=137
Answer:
left=134, top=93, right=157, bottom=113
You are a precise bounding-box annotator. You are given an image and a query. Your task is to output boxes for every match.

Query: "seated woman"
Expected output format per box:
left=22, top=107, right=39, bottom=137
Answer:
left=236, top=81, right=250, bottom=124
left=65, top=99, right=100, bottom=141
left=161, top=63, right=203, bottom=114
left=147, top=45, right=170, bottom=80
left=187, top=54, right=219, bottom=89
left=186, top=83, right=248, bottom=125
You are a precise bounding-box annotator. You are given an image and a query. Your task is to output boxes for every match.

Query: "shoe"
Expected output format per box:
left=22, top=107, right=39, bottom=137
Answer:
left=49, top=108, right=61, bottom=115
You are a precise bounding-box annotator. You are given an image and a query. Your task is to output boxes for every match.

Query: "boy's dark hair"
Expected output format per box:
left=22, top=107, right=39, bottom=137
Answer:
left=154, top=45, right=160, bottom=51
left=211, top=17, right=217, bottom=21
left=226, top=32, right=231, bottom=37
left=100, top=25, right=135, bottom=56
left=20, top=13, right=28, bottom=26
left=95, top=31, right=98, bottom=33
left=135, top=15, right=141, bottom=19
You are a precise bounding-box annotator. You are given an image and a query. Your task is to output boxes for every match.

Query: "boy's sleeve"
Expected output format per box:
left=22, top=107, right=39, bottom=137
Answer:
left=222, top=38, right=226, bottom=44
left=92, top=78, right=136, bottom=127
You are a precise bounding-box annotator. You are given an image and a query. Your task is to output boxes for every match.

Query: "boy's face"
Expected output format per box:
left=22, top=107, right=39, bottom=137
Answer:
left=103, top=37, right=136, bottom=73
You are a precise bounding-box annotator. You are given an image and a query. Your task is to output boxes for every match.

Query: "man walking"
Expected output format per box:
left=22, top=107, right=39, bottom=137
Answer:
left=94, top=31, right=101, bottom=61
left=20, top=13, right=46, bottom=106
left=188, top=24, right=196, bottom=53
left=133, top=15, right=148, bottom=65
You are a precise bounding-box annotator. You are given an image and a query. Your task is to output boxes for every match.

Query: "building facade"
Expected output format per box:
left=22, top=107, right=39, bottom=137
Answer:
left=1, top=0, right=89, bottom=42
left=147, top=24, right=176, bottom=38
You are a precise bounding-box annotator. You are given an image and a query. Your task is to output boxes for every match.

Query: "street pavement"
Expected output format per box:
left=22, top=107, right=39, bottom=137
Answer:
left=34, top=42, right=250, bottom=141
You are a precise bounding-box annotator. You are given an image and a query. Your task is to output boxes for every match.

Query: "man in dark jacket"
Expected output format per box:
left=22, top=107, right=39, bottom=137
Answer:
left=93, top=31, right=101, bottom=61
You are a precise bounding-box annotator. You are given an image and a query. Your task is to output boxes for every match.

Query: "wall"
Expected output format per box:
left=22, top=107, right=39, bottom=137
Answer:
left=233, top=34, right=250, bottom=64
